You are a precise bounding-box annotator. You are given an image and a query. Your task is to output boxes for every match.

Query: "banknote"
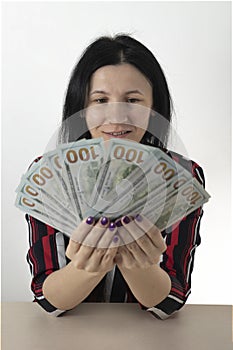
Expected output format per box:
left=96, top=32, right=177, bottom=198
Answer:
left=44, top=148, right=77, bottom=214
left=94, top=141, right=187, bottom=218
left=145, top=177, right=210, bottom=230
left=15, top=191, right=76, bottom=235
left=58, top=138, right=104, bottom=219
left=15, top=138, right=210, bottom=237
left=88, top=139, right=161, bottom=216
left=127, top=169, right=196, bottom=219
left=17, top=157, right=78, bottom=224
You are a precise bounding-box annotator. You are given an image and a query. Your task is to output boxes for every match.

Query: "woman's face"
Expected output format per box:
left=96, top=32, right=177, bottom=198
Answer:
left=85, top=63, right=153, bottom=143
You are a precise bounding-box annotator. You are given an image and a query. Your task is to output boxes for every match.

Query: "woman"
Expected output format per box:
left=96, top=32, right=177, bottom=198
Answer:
left=26, top=34, right=205, bottom=319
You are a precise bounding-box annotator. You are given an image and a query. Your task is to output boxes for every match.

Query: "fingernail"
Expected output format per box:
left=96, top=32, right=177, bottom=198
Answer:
left=109, top=222, right=116, bottom=231
left=113, top=235, right=119, bottom=243
left=115, top=220, right=122, bottom=227
left=101, top=217, right=108, bottom=225
left=123, top=216, right=130, bottom=224
left=86, top=216, right=94, bottom=225
left=135, top=214, right=143, bottom=222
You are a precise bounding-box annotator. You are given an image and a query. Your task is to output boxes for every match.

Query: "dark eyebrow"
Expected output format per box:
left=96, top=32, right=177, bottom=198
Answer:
left=90, top=90, right=110, bottom=95
left=90, top=89, right=144, bottom=95
left=125, top=90, right=144, bottom=95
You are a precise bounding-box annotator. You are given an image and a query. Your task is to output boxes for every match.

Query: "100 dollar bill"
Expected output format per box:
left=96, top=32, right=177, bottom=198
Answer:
left=93, top=140, right=188, bottom=218
left=22, top=156, right=77, bottom=218
left=88, top=139, right=161, bottom=216
left=15, top=191, right=76, bottom=236
left=59, top=138, right=104, bottom=219
left=145, top=177, right=210, bottom=230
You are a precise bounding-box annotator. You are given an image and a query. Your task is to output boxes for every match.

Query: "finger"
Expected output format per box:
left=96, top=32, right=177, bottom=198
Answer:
left=135, top=233, right=157, bottom=258
left=70, top=216, right=95, bottom=243
left=123, top=238, right=162, bottom=267
left=96, top=222, right=121, bottom=248
left=120, top=217, right=159, bottom=257
left=119, top=215, right=165, bottom=265
left=84, top=246, right=118, bottom=273
left=113, top=220, right=132, bottom=247
left=82, top=216, right=110, bottom=247
left=134, top=214, right=167, bottom=252
left=126, top=239, right=154, bottom=267
left=134, top=214, right=157, bottom=233
left=66, top=240, right=81, bottom=260
left=83, top=247, right=106, bottom=272
left=67, top=216, right=95, bottom=259
left=99, top=246, right=119, bottom=269
left=132, top=237, right=163, bottom=264
left=71, top=245, right=94, bottom=270
left=119, top=243, right=152, bottom=269
left=120, top=215, right=145, bottom=242
left=115, top=246, right=135, bottom=269
left=115, top=217, right=144, bottom=246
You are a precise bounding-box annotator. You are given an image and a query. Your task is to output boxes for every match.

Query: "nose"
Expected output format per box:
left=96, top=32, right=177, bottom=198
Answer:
left=104, top=102, right=129, bottom=124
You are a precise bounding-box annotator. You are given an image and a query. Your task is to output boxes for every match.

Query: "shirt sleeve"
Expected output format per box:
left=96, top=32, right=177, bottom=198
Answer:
left=26, top=214, right=68, bottom=316
left=146, top=161, right=206, bottom=320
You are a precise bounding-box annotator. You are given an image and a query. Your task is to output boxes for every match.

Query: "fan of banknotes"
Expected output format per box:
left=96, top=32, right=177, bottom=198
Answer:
left=15, top=138, right=210, bottom=238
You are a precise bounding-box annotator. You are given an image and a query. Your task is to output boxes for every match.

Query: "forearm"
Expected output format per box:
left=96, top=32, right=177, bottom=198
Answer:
left=43, top=262, right=106, bottom=310
left=118, top=264, right=171, bottom=308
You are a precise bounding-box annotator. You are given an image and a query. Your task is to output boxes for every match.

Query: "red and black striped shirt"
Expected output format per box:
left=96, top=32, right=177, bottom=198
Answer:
left=26, top=150, right=205, bottom=319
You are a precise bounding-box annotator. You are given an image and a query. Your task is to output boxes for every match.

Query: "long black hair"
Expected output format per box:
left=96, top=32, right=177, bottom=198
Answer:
left=60, top=34, right=173, bottom=148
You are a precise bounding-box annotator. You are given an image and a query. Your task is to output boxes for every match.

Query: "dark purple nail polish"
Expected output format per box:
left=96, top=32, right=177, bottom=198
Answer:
left=86, top=216, right=94, bottom=225
left=115, top=220, right=122, bottom=227
left=135, top=214, right=143, bottom=222
left=101, top=217, right=108, bottom=225
left=109, top=222, right=116, bottom=231
left=113, top=235, right=119, bottom=243
left=123, top=216, right=130, bottom=224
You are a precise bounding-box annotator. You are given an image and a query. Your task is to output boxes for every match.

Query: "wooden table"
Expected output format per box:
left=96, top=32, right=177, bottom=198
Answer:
left=1, top=302, right=232, bottom=350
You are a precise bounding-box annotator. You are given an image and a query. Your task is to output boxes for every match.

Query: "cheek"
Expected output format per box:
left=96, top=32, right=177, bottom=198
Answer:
left=85, top=109, right=106, bottom=130
left=89, top=129, right=100, bottom=139
left=127, top=108, right=150, bottom=131
left=136, top=128, right=147, bottom=142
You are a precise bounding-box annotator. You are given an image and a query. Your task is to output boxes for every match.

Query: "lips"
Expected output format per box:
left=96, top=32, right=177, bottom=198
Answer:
left=103, top=130, right=131, bottom=136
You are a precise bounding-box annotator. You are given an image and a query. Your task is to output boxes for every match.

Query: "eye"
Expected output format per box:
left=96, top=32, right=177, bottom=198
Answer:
left=127, top=98, right=141, bottom=103
left=95, top=98, right=108, bottom=104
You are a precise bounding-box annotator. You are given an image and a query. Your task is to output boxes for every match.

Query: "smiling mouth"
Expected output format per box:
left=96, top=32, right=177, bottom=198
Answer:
left=103, top=130, right=131, bottom=136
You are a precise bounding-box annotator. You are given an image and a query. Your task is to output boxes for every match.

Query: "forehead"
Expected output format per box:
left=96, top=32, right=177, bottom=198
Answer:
left=89, top=63, right=152, bottom=92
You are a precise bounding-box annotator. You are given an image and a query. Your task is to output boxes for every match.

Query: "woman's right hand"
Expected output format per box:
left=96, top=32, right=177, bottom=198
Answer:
left=66, top=217, right=119, bottom=274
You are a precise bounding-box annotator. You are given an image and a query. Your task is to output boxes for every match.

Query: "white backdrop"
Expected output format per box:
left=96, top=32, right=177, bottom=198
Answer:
left=2, top=1, right=232, bottom=305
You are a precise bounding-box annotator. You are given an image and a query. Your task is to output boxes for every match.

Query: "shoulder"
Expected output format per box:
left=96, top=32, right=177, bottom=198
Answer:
left=166, top=149, right=205, bottom=188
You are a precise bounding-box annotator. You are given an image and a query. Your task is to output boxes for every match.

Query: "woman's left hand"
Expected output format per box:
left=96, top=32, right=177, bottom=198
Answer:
left=114, top=214, right=167, bottom=269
